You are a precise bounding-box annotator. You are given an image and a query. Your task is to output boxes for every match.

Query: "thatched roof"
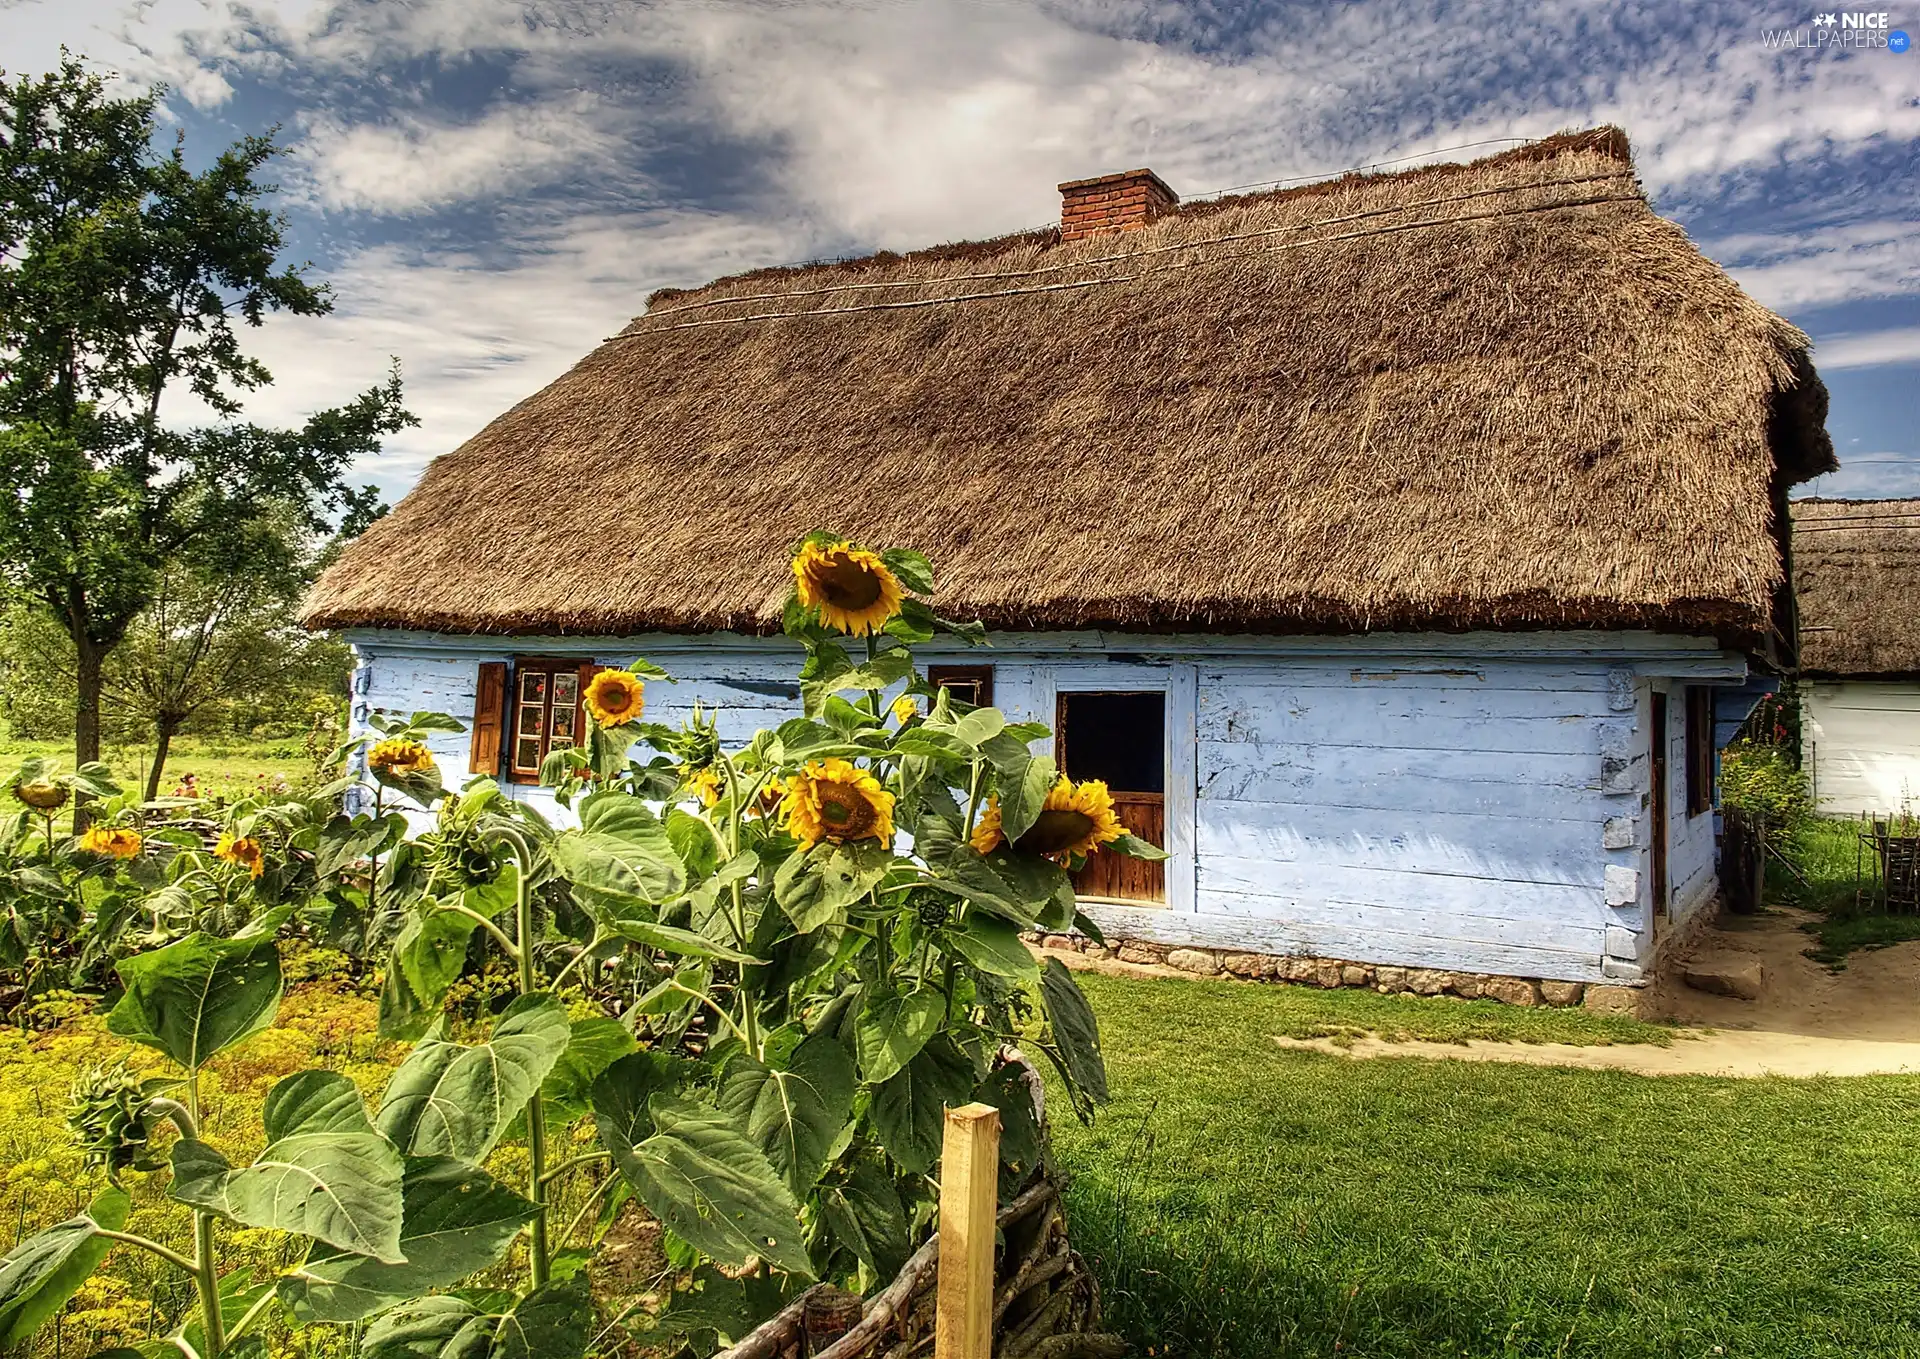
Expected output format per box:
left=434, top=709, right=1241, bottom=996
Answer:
left=1792, top=499, right=1920, bottom=677
left=304, top=127, right=1834, bottom=643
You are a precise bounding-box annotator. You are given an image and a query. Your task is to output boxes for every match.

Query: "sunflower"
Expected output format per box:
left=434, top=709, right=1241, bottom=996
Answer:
left=792, top=540, right=905, bottom=637
left=13, top=781, right=68, bottom=812
left=781, top=759, right=895, bottom=848
left=890, top=696, right=918, bottom=725
left=969, top=778, right=1124, bottom=865
left=369, top=738, right=435, bottom=775
left=79, top=827, right=143, bottom=861
left=215, top=833, right=266, bottom=880
left=584, top=670, right=646, bottom=727
left=748, top=777, right=786, bottom=819
left=686, top=767, right=724, bottom=807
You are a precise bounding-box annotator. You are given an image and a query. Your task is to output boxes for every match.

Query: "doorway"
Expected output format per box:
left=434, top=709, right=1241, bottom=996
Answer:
left=1650, top=691, right=1669, bottom=915
left=1056, top=690, right=1166, bottom=904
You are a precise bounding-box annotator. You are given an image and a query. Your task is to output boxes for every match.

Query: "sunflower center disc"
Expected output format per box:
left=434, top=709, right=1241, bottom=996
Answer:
left=817, top=788, right=875, bottom=837
left=819, top=557, right=883, bottom=610
left=1017, top=809, right=1097, bottom=856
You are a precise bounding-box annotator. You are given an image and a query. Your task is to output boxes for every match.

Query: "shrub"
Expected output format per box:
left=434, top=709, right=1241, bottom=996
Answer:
left=1720, top=740, right=1814, bottom=839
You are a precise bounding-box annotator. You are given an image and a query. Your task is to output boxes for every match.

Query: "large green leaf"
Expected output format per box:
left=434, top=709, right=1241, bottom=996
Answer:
left=313, top=812, right=407, bottom=880
left=552, top=798, right=684, bottom=914
left=774, top=841, right=893, bottom=934
left=854, top=987, right=945, bottom=1084
left=107, top=911, right=288, bottom=1070
left=818, top=1157, right=910, bottom=1279
left=590, top=1049, right=687, bottom=1169
left=614, top=1094, right=812, bottom=1278
left=945, top=914, right=1041, bottom=982
left=992, top=750, right=1059, bottom=844
left=278, top=1156, right=537, bottom=1323
left=169, top=1072, right=406, bottom=1261
left=718, top=1032, right=856, bottom=1197
left=360, top=1279, right=590, bottom=1359
left=0, top=1188, right=128, bottom=1346
left=377, top=995, right=572, bottom=1162
left=654, top=1265, right=800, bottom=1352
left=540, top=1017, right=637, bottom=1124
left=868, top=1035, right=977, bottom=1175
left=380, top=901, right=482, bottom=1040
left=608, top=916, right=757, bottom=963
left=1039, top=959, right=1109, bottom=1108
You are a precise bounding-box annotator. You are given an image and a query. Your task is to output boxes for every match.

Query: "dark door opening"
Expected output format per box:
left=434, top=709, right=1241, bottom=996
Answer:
left=1056, top=691, right=1166, bottom=904
left=1650, top=691, right=1669, bottom=915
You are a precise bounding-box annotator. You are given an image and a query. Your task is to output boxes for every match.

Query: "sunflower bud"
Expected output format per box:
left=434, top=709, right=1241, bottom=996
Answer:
left=12, top=781, right=68, bottom=812
left=68, top=1064, right=170, bottom=1183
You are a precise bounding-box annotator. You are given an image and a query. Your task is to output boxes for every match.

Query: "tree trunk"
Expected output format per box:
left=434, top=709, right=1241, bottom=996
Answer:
left=72, top=637, right=106, bottom=833
left=145, top=717, right=181, bottom=803
left=74, top=637, right=105, bottom=767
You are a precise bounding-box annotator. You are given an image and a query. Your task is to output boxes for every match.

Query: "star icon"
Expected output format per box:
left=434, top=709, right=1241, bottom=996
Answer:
left=1815, top=12, right=1838, bottom=25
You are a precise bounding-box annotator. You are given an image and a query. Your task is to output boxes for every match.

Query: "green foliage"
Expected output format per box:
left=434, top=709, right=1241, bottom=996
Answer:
left=0, top=55, right=409, bottom=765
left=0, top=536, right=1127, bottom=1358
left=1719, top=740, right=1815, bottom=838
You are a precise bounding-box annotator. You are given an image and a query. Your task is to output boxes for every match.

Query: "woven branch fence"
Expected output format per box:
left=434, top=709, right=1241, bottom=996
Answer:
left=713, top=1164, right=1124, bottom=1359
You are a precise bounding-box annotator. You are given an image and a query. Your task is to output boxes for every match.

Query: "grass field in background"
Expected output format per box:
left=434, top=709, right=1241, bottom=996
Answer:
left=1774, top=816, right=1920, bottom=964
left=0, top=723, right=314, bottom=801
left=1052, top=971, right=1920, bottom=1359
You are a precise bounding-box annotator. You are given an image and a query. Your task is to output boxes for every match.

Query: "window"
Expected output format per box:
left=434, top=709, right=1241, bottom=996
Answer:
left=1056, top=691, right=1165, bottom=793
left=1055, top=690, right=1167, bottom=905
left=506, top=658, right=594, bottom=783
left=1684, top=685, right=1715, bottom=817
left=927, top=665, right=994, bottom=708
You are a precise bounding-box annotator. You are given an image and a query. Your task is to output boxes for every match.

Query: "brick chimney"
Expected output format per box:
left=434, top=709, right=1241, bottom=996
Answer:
left=1057, top=168, right=1179, bottom=242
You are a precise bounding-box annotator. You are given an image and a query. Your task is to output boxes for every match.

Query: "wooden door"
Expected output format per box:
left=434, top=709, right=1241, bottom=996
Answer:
left=1074, top=793, right=1164, bottom=901
left=1057, top=690, right=1167, bottom=905
left=1650, top=691, right=1669, bottom=914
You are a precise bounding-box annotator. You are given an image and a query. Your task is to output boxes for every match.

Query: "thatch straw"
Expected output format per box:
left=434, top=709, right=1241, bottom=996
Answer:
left=303, top=128, right=1834, bottom=643
left=1792, top=498, right=1920, bottom=677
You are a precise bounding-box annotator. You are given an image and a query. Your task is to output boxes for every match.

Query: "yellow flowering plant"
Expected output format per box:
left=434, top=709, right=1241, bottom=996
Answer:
left=0, top=541, right=1163, bottom=1359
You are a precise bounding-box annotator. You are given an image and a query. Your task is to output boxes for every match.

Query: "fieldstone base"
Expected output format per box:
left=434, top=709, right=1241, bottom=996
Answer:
left=1029, top=933, right=1626, bottom=1011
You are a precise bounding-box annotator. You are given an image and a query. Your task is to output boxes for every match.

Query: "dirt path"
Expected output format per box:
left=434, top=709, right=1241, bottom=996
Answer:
left=1054, top=907, right=1920, bottom=1077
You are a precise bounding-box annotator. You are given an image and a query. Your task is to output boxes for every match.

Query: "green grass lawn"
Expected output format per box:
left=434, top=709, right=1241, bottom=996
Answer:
left=1773, top=817, right=1920, bottom=965
left=1051, top=971, right=1920, bottom=1359
left=0, top=725, right=313, bottom=801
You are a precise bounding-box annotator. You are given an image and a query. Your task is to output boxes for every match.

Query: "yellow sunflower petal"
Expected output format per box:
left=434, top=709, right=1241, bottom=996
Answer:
left=782, top=758, right=896, bottom=848
left=584, top=670, right=646, bottom=728
left=792, top=540, right=905, bottom=637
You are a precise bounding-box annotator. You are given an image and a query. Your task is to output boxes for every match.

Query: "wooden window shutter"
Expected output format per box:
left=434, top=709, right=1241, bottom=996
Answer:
left=578, top=662, right=607, bottom=736
left=470, top=661, right=508, bottom=774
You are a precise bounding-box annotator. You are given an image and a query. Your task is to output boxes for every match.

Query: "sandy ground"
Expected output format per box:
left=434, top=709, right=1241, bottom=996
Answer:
left=1047, top=908, right=1920, bottom=1077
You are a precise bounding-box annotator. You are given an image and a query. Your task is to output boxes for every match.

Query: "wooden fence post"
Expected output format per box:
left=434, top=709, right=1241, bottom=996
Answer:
left=935, top=1102, right=1000, bottom=1359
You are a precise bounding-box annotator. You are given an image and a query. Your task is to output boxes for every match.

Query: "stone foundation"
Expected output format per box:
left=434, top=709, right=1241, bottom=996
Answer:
left=1033, top=932, right=1646, bottom=1016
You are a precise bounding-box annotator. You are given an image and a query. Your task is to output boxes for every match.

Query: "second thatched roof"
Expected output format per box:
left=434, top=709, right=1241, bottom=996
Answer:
left=1793, top=498, right=1920, bottom=677
left=304, top=128, right=1834, bottom=644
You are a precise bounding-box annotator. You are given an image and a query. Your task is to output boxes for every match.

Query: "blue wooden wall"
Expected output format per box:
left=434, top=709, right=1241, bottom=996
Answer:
left=346, top=628, right=1752, bottom=983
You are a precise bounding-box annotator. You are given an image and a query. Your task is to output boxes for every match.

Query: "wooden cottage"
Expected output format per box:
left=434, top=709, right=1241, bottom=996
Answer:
left=304, top=128, right=1835, bottom=992
left=1793, top=499, right=1920, bottom=815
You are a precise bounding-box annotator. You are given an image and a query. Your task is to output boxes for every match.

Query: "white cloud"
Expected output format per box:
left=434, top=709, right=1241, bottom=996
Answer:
left=179, top=209, right=805, bottom=503
left=1811, top=327, right=1920, bottom=371
left=1707, top=220, right=1920, bottom=310
left=1800, top=453, right=1920, bottom=499
left=296, top=96, right=623, bottom=215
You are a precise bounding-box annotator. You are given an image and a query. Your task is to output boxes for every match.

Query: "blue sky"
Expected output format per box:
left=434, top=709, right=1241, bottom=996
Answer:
left=2, top=0, right=1916, bottom=505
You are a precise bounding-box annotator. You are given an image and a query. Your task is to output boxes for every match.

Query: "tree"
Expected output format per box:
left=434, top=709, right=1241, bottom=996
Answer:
left=0, top=55, right=411, bottom=769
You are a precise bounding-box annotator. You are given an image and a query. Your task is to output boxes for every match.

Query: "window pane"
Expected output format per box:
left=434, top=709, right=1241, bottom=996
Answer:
left=520, top=671, right=547, bottom=702
left=552, top=707, right=575, bottom=742
left=514, top=737, right=540, bottom=771
left=518, top=703, right=544, bottom=735
left=1059, top=692, right=1165, bottom=793
left=553, top=673, right=578, bottom=703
